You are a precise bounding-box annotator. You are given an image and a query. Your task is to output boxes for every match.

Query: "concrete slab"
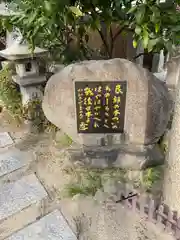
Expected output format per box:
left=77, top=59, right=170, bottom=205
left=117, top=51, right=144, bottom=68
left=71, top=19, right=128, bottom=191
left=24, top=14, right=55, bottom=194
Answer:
left=7, top=210, right=77, bottom=240
left=0, top=174, right=47, bottom=222
left=0, top=132, right=14, bottom=148
left=0, top=148, right=30, bottom=177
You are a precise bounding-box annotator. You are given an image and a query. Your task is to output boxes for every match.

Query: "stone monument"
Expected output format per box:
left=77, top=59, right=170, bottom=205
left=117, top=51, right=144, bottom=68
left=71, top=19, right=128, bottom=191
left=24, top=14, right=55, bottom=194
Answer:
left=43, top=58, right=171, bottom=170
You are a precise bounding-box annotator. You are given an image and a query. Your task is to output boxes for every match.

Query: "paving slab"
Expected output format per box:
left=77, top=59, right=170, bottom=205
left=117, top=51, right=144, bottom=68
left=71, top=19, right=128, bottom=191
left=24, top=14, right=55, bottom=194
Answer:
left=0, top=174, right=47, bottom=222
left=0, top=132, right=14, bottom=148
left=0, top=148, right=30, bottom=177
left=7, top=210, right=77, bottom=240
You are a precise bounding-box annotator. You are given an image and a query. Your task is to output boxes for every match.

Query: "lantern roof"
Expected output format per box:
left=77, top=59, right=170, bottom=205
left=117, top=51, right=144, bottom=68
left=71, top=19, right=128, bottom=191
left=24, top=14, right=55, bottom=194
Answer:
left=0, top=41, right=48, bottom=61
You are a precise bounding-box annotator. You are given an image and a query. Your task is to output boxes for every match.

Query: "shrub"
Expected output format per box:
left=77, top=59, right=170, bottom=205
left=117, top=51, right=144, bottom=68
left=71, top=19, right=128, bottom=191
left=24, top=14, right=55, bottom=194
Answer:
left=0, top=66, right=23, bottom=123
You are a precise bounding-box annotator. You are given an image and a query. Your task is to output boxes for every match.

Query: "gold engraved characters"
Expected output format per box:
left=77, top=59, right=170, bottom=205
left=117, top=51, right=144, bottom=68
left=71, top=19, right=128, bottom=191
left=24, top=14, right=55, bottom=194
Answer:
left=76, top=82, right=126, bottom=132
left=112, top=84, right=123, bottom=129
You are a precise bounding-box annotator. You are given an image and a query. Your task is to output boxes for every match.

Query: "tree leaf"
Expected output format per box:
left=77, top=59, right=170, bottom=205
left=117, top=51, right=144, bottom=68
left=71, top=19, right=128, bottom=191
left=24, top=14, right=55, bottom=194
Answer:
left=135, top=5, right=145, bottom=24
left=127, top=6, right=137, bottom=14
left=27, top=12, right=38, bottom=26
left=148, top=38, right=159, bottom=52
left=133, top=40, right=137, bottom=48
left=135, top=26, right=141, bottom=35
left=171, top=25, right=180, bottom=32
left=44, top=1, right=52, bottom=12
left=155, top=23, right=160, bottom=33
left=69, top=6, right=84, bottom=17
left=143, top=29, right=149, bottom=49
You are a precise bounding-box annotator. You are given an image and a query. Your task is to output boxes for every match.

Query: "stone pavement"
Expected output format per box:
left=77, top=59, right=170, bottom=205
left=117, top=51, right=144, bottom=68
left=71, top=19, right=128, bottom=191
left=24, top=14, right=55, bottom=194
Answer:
left=0, top=131, right=176, bottom=240
left=0, top=132, right=77, bottom=240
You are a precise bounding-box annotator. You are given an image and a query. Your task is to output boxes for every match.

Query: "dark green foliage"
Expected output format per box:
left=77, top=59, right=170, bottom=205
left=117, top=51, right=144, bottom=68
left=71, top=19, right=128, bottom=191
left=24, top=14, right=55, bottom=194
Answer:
left=1, top=0, right=180, bottom=62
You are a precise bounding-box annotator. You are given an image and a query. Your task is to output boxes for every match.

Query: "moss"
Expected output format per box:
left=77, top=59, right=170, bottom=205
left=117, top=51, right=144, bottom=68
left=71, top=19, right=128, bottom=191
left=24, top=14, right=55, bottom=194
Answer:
left=22, top=98, right=58, bottom=132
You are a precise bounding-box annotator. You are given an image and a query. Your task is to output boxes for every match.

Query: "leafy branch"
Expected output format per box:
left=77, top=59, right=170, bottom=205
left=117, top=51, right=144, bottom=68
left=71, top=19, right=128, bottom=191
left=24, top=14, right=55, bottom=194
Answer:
left=1, top=0, right=179, bottom=63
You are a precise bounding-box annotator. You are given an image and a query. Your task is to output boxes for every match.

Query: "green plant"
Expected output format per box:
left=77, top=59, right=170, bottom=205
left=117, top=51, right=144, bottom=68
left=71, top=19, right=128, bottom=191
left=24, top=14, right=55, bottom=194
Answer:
left=56, top=133, right=73, bottom=147
left=64, top=170, right=102, bottom=197
left=22, top=98, right=58, bottom=132
left=139, top=166, right=163, bottom=192
left=2, top=0, right=180, bottom=62
left=0, top=67, right=58, bottom=131
left=63, top=168, right=126, bottom=198
left=0, top=66, right=23, bottom=123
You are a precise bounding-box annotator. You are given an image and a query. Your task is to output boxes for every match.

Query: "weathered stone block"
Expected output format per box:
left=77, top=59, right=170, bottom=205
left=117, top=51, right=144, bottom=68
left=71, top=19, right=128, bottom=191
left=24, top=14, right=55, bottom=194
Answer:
left=43, top=59, right=170, bottom=146
left=7, top=210, right=77, bottom=240
left=0, top=174, right=47, bottom=222
left=0, top=174, right=47, bottom=239
left=43, top=59, right=171, bottom=169
left=0, top=132, right=13, bottom=148
left=0, top=148, right=30, bottom=178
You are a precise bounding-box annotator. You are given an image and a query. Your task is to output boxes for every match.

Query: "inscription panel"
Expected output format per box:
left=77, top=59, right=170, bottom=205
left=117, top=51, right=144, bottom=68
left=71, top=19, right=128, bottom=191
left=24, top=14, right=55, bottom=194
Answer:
left=75, top=81, right=127, bottom=134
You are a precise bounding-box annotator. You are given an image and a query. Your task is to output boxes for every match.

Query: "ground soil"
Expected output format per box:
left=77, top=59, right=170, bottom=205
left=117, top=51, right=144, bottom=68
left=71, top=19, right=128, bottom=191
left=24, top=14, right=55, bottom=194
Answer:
left=0, top=109, right=169, bottom=240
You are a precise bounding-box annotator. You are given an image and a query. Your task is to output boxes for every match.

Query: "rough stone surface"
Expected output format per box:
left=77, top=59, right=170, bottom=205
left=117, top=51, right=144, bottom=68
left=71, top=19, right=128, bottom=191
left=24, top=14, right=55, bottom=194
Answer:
left=94, top=203, right=175, bottom=240
left=153, top=71, right=167, bottom=82
left=0, top=174, right=47, bottom=222
left=7, top=210, right=77, bottom=240
left=43, top=58, right=171, bottom=146
left=19, top=85, right=44, bottom=105
left=59, top=194, right=174, bottom=240
left=166, top=55, right=180, bottom=89
left=13, top=75, right=47, bottom=87
left=0, top=132, right=14, bottom=148
left=67, top=142, right=164, bottom=170
left=163, top=62, right=180, bottom=211
left=165, top=56, right=180, bottom=112
left=0, top=148, right=31, bottom=178
left=0, top=202, right=44, bottom=240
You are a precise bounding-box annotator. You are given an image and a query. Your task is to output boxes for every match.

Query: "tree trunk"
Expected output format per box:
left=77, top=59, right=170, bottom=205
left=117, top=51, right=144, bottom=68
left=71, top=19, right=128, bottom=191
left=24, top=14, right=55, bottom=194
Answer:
left=163, top=56, right=180, bottom=211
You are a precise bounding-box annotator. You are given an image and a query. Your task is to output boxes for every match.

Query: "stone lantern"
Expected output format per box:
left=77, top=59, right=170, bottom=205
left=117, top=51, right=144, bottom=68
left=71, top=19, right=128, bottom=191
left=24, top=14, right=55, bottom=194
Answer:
left=0, top=40, right=48, bottom=105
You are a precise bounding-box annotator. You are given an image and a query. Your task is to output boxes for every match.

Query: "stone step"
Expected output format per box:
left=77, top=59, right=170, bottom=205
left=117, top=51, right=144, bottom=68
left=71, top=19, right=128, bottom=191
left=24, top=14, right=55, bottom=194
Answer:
left=0, top=132, right=14, bottom=149
left=0, top=174, right=48, bottom=240
left=0, top=148, right=31, bottom=180
left=6, top=209, right=77, bottom=240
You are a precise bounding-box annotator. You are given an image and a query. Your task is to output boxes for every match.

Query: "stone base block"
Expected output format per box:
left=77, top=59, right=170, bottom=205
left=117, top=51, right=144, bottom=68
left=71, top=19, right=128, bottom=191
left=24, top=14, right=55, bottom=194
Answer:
left=67, top=143, right=164, bottom=170
left=19, top=86, right=43, bottom=105
left=12, top=75, right=47, bottom=87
